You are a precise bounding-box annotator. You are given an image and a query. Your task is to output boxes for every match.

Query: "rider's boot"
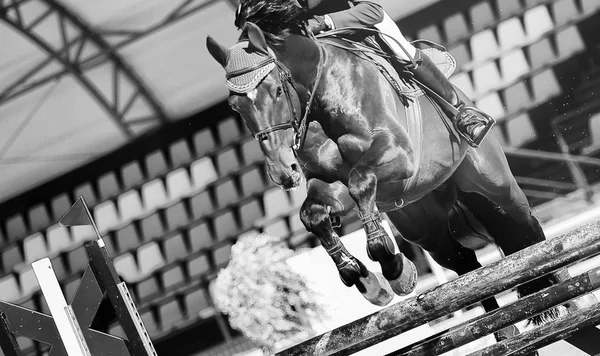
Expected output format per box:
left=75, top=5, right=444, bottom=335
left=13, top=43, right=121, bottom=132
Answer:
left=407, top=50, right=495, bottom=148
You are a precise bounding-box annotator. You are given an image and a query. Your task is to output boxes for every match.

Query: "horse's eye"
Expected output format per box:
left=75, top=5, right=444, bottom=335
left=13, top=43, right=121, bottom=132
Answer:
left=276, top=86, right=283, bottom=98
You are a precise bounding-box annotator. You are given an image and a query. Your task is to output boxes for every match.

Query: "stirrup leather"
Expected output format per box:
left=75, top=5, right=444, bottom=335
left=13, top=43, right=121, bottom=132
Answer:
left=454, top=104, right=496, bottom=148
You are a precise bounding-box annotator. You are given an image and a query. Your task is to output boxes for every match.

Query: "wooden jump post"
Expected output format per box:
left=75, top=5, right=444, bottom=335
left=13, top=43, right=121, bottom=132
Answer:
left=0, top=197, right=157, bottom=356
left=278, top=221, right=600, bottom=356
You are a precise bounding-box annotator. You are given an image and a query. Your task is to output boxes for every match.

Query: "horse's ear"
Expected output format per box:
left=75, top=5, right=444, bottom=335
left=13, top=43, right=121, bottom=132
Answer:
left=206, top=36, right=230, bottom=67
left=246, top=22, right=270, bottom=56
left=290, top=0, right=303, bottom=9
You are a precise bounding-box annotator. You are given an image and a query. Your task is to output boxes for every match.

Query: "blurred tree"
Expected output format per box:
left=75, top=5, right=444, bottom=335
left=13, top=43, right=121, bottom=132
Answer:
left=213, top=233, right=329, bottom=354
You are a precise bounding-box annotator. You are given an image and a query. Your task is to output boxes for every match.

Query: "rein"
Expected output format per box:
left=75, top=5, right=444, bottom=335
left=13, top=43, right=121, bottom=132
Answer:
left=251, top=41, right=325, bottom=152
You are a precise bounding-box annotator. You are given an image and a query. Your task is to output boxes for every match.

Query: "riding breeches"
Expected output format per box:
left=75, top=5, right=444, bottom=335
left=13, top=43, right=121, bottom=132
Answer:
left=373, top=12, right=417, bottom=61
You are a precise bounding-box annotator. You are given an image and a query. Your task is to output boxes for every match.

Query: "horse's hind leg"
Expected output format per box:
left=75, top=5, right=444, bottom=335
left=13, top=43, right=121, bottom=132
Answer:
left=300, top=179, right=394, bottom=306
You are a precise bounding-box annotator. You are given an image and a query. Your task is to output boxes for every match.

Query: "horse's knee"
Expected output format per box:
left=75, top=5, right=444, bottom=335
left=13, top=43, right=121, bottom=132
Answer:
left=299, top=200, right=330, bottom=233
left=347, top=168, right=377, bottom=204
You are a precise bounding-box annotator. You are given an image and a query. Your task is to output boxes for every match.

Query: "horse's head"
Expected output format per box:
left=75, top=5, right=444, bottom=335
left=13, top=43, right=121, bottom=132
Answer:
left=207, top=23, right=305, bottom=190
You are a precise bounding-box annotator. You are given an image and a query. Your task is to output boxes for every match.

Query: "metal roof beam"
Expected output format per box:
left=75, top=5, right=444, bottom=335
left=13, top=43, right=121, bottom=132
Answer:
left=0, top=0, right=170, bottom=136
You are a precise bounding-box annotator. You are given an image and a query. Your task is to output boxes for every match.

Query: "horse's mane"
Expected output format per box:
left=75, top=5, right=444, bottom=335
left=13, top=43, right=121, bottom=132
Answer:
left=234, top=0, right=308, bottom=44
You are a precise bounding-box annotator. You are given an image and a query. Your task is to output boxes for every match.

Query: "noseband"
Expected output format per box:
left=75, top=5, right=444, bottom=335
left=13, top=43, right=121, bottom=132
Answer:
left=230, top=44, right=325, bottom=151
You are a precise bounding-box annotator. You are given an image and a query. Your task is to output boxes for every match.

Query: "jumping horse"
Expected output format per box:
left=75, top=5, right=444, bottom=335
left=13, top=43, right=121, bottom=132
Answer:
left=206, top=0, right=594, bottom=342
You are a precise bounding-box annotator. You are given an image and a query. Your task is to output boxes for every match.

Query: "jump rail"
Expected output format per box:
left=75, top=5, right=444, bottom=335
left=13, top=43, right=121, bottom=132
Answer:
left=277, top=220, right=600, bottom=356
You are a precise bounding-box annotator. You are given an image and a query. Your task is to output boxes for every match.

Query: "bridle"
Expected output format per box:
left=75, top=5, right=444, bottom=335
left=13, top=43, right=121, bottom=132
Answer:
left=228, top=42, right=325, bottom=151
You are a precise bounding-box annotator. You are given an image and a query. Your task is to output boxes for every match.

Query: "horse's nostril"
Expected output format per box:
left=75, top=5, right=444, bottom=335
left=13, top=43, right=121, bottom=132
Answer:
left=291, top=163, right=299, bottom=172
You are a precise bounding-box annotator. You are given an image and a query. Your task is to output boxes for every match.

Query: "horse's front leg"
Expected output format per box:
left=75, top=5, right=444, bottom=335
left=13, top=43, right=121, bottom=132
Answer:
left=347, top=132, right=417, bottom=296
left=300, top=179, right=394, bottom=306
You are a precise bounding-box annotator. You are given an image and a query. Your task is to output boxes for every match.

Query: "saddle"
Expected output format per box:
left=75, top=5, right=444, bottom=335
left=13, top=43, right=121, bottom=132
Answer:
left=315, top=28, right=457, bottom=106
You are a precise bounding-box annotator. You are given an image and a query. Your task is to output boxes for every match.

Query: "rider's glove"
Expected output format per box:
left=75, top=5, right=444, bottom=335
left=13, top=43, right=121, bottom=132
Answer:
left=307, top=15, right=330, bottom=34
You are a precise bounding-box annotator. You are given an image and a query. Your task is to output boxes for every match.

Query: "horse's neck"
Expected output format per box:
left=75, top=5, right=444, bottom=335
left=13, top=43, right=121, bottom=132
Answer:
left=272, top=35, right=321, bottom=89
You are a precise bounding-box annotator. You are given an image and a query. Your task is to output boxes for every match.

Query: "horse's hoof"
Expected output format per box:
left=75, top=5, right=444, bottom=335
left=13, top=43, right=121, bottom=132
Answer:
left=388, top=254, right=418, bottom=296
left=359, top=271, right=394, bottom=307
left=494, top=324, right=519, bottom=342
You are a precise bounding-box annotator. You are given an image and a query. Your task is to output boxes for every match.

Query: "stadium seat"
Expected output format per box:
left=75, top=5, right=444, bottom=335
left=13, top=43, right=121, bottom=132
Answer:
left=165, top=202, right=190, bottom=231
left=51, top=193, right=72, bottom=221
left=74, top=182, right=97, bottom=207
left=5, top=214, right=27, bottom=242
left=443, top=12, right=469, bottom=44
left=552, top=0, right=580, bottom=27
left=240, top=138, right=263, bottom=166
left=184, top=288, right=212, bottom=319
left=448, top=43, right=471, bottom=67
left=190, top=157, right=218, bottom=190
left=213, top=209, right=239, bottom=241
left=525, top=0, right=546, bottom=6
left=531, top=69, right=561, bottom=103
left=239, top=198, right=264, bottom=230
left=51, top=256, right=67, bottom=281
left=140, top=310, right=159, bottom=338
left=499, top=50, right=530, bottom=84
left=71, top=225, right=95, bottom=244
left=470, top=29, right=499, bottom=62
left=98, top=172, right=120, bottom=201
left=187, top=254, right=211, bottom=278
left=470, top=1, right=496, bottom=32
left=504, top=81, right=533, bottom=113
left=169, top=139, right=193, bottom=168
left=164, top=232, right=188, bottom=263
left=264, top=219, right=289, bottom=238
left=556, top=26, right=586, bottom=60
left=166, top=168, right=193, bottom=200
left=107, top=251, right=138, bottom=283
left=472, top=61, right=502, bottom=95
left=417, top=24, right=442, bottom=44
left=67, top=245, right=89, bottom=274
left=23, top=232, right=47, bottom=264
left=506, top=113, right=537, bottom=146
left=496, top=0, right=522, bottom=20
left=161, top=265, right=185, bottom=290
left=449, top=72, right=475, bottom=98
left=289, top=184, right=308, bottom=208
left=18, top=267, right=38, bottom=297
left=46, top=224, right=72, bottom=255
left=3, top=244, right=24, bottom=273
left=28, top=204, right=50, bottom=232
left=137, top=242, right=165, bottom=277
left=582, top=113, right=600, bottom=154
left=137, top=276, right=160, bottom=301
left=158, top=299, right=183, bottom=331
left=527, top=38, right=557, bottom=70
left=475, top=92, right=506, bottom=120
left=145, top=150, right=169, bottom=180
left=263, top=187, right=291, bottom=221
left=289, top=211, right=305, bottom=234
left=497, top=17, right=527, bottom=51
left=213, top=242, right=233, bottom=268
left=582, top=0, right=600, bottom=13
left=140, top=213, right=165, bottom=242
left=93, top=200, right=121, bottom=233
left=117, top=189, right=144, bottom=222
left=215, top=178, right=240, bottom=208
left=141, top=179, right=169, bottom=211
left=216, top=147, right=241, bottom=177
left=121, top=161, right=145, bottom=190
left=190, top=191, right=215, bottom=220
left=188, top=220, right=213, bottom=252
left=240, top=167, right=266, bottom=198
left=218, top=117, right=242, bottom=146
left=524, top=6, right=554, bottom=41
left=0, top=274, right=20, bottom=302
left=193, top=128, right=216, bottom=157
left=115, top=224, right=140, bottom=254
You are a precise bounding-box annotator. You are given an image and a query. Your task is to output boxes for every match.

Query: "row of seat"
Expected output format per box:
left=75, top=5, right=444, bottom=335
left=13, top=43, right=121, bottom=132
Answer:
left=0, top=116, right=258, bottom=244
left=449, top=25, right=585, bottom=99
left=419, top=0, right=600, bottom=54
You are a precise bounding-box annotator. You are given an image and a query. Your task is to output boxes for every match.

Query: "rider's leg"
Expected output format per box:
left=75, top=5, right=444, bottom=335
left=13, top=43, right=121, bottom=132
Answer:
left=374, top=12, right=495, bottom=147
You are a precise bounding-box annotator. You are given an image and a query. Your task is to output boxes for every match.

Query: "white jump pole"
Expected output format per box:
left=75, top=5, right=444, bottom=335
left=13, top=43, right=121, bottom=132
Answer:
left=31, top=258, right=91, bottom=356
